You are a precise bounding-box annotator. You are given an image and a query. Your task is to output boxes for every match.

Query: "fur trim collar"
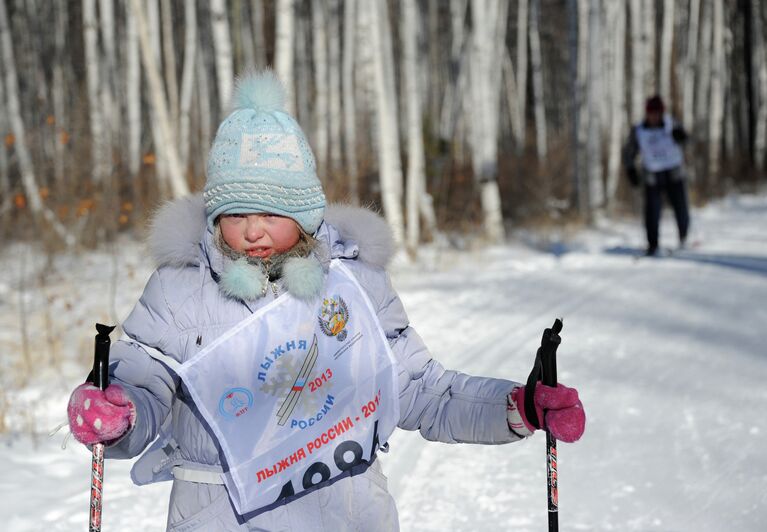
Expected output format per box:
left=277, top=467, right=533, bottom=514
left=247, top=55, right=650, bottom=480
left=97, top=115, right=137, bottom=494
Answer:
left=146, top=194, right=394, bottom=298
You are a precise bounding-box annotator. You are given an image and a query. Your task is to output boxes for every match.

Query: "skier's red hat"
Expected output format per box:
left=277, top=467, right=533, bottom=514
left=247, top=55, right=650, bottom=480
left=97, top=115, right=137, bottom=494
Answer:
left=645, top=95, right=665, bottom=114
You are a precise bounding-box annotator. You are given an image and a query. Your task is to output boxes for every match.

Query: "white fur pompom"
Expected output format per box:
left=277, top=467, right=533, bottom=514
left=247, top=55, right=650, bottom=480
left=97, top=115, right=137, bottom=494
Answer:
left=282, top=255, right=325, bottom=300
left=232, top=70, right=287, bottom=112
left=220, top=258, right=268, bottom=300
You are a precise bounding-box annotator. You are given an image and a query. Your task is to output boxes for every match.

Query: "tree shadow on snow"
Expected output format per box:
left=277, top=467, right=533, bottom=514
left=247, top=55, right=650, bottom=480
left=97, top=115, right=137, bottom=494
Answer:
left=604, top=246, right=767, bottom=276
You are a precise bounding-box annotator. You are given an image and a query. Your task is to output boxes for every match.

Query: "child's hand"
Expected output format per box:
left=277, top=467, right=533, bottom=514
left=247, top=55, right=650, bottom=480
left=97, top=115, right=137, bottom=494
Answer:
left=67, top=383, right=136, bottom=445
left=508, top=384, right=585, bottom=442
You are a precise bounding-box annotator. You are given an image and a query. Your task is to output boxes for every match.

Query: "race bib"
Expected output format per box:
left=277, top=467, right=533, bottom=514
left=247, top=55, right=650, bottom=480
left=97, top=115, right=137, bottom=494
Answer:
left=176, top=260, right=399, bottom=515
left=636, top=115, right=684, bottom=173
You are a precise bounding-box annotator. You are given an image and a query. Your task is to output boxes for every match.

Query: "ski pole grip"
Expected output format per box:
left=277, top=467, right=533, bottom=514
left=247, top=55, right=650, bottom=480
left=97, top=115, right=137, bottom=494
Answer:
left=93, top=324, right=116, bottom=391
left=541, top=319, right=562, bottom=387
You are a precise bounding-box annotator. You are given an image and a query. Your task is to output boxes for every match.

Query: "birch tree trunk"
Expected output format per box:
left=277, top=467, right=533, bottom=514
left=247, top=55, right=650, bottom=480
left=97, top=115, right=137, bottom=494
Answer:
left=125, top=2, right=142, bottom=179
left=179, top=0, right=197, bottom=171
left=210, top=0, right=234, bottom=115
left=529, top=0, right=547, bottom=158
left=403, top=0, right=425, bottom=252
left=129, top=0, right=189, bottom=197
left=0, top=48, right=9, bottom=207
left=145, top=0, right=168, bottom=185
left=327, top=0, right=343, bottom=175
left=438, top=0, right=467, bottom=142
left=369, top=0, right=405, bottom=246
left=683, top=0, right=700, bottom=128
left=195, top=48, right=212, bottom=176
left=708, top=0, right=724, bottom=183
left=311, top=1, right=329, bottom=179
left=515, top=0, right=528, bottom=152
left=99, top=0, right=118, bottom=152
left=82, top=0, right=107, bottom=184
left=0, top=0, right=72, bottom=243
left=574, top=0, right=589, bottom=212
left=161, top=0, right=180, bottom=129
left=659, top=0, right=675, bottom=101
left=642, top=0, right=656, bottom=95
left=251, top=0, right=267, bottom=69
left=469, top=0, right=507, bottom=243
left=629, top=0, right=646, bottom=123
left=586, top=0, right=604, bottom=214
left=606, top=1, right=626, bottom=208
left=52, top=0, right=68, bottom=186
left=696, top=0, right=713, bottom=136
left=342, top=0, right=359, bottom=203
left=752, top=0, right=767, bottom=169
left=295, top=12, right=311, bottom=132
left=275, top=0, right=296, bottom=114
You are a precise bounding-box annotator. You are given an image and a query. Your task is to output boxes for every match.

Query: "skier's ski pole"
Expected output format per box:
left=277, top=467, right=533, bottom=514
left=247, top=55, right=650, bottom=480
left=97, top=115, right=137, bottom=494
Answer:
left=524, top=319, right=563, bottom=532
left=88, top=323, right=115, bottom=532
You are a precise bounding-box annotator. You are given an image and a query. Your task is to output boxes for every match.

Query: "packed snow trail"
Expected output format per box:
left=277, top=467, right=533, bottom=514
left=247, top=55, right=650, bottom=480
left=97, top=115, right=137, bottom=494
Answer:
left=0, top=193, right=765, bottom=531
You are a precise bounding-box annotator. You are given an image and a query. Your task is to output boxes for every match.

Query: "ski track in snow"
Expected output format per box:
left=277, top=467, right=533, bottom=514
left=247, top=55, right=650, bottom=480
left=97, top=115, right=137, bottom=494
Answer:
left=1, top=192, right=766, bottom=531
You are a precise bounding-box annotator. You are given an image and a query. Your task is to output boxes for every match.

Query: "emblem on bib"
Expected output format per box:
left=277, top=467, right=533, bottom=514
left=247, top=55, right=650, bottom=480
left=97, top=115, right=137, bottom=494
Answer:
left=219, top=387, right=254, bottom=419
left=318, top=295, right=350, bottom=341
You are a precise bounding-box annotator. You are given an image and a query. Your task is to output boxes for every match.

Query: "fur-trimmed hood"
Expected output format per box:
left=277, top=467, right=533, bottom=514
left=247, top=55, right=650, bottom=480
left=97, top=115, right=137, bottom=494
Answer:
left=145, top=194, right=394, bottom=299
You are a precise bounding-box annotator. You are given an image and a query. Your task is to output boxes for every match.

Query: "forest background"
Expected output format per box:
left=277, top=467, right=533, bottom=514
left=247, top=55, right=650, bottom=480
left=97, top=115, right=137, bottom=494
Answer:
left=1, top=0, right=765, bottom=250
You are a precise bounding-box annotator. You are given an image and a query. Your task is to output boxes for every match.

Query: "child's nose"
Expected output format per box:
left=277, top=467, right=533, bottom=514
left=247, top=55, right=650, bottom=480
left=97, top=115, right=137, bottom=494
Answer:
left=245, top=217, right=265, bottom=241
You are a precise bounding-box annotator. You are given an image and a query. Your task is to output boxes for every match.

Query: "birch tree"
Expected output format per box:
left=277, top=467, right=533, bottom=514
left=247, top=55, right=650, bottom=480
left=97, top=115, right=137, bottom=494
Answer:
left=275, top=0, right=296, bottom=114
left=586, top=0, right=604, bottom=213
left=516, top=0, right=528, bottom=152
left=695, top=0, right=713, bottom=134
left=0, top=0, right=72, bottom=243
left=179, top=0, right=198, bottom=170
left=342, top=0, right=359, bottom=203
left=129, top=0, right=189, bottom=197
left=629, top=0, right=646, bottom=123
left=125, top=2, right=142, bottom=178
left=52, top=0, right=68, bottom=185
left=327, top=0, right=343, bottom=175
left=683, top=0, right=700, bottom=128
left=606, top=1, right=627, bottom=208
left=311, top=1, right=329, bottom=179
left=468, top=0, right=507, bottom=242
left=368, top=0, right=405, bottom=246
left=403, top=0, right=425, bottom=252
left=251, top=0, right=267, bottom=69
left=752, top=0, right=767, bottom=169
left=161, top=0, right=180, bottom=128
left=210, top=0, right=234, bottom=115
left=529, top=0, right=547, bottom=158
left=708, top=0, right=724, bottom=181
left=82, top=0, right=107, bottom=184
left=659, top=0, right=675, bottom=101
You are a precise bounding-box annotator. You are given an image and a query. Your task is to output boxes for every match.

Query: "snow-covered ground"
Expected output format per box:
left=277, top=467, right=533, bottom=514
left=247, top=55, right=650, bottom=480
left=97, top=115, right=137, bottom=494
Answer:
left=1, top=193, right=765, bottom=531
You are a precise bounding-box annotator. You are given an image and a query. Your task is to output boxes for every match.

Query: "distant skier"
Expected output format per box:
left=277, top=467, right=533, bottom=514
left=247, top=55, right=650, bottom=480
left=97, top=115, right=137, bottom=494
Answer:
left=65, top=71, right=585, bottom=531
left=623, top=95, right=691, bottom=256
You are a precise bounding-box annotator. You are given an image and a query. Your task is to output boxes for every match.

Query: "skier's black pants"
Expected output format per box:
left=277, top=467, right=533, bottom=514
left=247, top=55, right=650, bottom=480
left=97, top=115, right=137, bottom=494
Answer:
left=643, top=170, right=689, bottom=251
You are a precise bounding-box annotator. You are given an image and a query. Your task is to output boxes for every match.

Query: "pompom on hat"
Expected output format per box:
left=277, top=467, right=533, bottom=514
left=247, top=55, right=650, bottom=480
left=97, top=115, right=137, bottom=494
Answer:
left=204, top=70, right=326, bottom=233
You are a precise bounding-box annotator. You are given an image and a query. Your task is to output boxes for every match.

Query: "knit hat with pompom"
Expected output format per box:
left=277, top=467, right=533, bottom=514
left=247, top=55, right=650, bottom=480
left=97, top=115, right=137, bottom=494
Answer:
left=204, top=70, right=325, bottom=233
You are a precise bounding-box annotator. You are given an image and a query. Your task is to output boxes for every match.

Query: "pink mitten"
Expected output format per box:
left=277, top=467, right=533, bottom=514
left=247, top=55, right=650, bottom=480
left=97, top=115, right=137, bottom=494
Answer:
left=67, top=383, right=136, bottom=445
left=509, top=383, right=585, bottom=443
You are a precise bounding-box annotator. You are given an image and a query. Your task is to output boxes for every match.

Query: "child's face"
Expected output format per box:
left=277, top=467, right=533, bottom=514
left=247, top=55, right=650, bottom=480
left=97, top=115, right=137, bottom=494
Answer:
left=219, top=213, right=301, bottom=259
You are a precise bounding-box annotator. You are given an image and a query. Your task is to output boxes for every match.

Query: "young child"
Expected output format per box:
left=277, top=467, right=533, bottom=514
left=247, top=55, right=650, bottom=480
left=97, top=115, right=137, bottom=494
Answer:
left=67, top=71, right=585, bottom=531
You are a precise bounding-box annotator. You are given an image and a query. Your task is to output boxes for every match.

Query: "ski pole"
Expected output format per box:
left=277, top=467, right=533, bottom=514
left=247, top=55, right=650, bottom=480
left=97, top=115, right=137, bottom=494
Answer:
left=524, top=319, right=563, bottom=532
left=89, top=323, right=115, bottom=532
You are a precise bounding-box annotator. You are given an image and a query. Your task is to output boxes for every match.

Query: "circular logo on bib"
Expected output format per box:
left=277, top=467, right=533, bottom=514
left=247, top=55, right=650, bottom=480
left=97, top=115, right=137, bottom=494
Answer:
left=219, top=387, right=254, bottom=419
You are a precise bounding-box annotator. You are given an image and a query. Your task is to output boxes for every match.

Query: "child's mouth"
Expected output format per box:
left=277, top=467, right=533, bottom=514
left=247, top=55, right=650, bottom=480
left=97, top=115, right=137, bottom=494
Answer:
left=246, top=248, right=272, bottom=258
